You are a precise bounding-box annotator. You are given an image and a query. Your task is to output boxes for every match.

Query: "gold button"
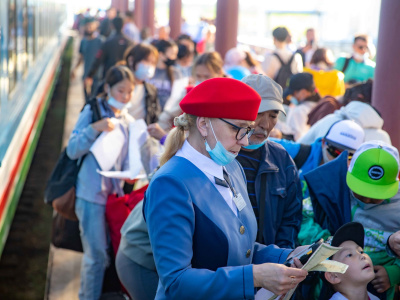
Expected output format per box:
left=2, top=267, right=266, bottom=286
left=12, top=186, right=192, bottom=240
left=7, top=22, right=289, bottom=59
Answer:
left=240, top=226, right=245, bottom=235
left=246, top=249, right=251, bottom=258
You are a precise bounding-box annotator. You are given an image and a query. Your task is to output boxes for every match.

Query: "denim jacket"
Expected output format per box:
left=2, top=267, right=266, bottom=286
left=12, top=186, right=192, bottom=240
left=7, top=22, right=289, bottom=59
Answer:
left=66, top=98, right=133, bottom=205
left=255, top=140, right=303, bottom=248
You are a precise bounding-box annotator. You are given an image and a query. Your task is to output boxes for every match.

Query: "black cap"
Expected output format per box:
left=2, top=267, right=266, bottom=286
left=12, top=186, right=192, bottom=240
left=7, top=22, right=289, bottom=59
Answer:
left=283, top=73, right=314, bottom=100
left=83, top=17, right=96, bottom=25
left=331, top=222, right=365, bottom=248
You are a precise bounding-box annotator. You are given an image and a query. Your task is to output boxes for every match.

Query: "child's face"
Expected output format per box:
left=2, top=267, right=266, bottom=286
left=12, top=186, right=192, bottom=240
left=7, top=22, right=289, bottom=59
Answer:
left=353, top=192, right=384, bottom=205
left=109, top=79, right=134, bottom=104
left=331, top=241, right=375, bottom=284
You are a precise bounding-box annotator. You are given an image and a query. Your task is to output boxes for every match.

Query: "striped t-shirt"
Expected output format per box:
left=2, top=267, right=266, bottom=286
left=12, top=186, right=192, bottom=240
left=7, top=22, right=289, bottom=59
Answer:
left=236, top=148, right=262, bottom=221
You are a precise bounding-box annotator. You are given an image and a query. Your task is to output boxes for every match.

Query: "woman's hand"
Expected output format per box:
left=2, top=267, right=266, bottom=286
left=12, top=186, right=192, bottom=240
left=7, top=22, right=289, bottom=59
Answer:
left=253, top=263, right=308, bottom=295
left=147, top=123, right=167, bottom=140
left=91, top=118, right=115, bottom=132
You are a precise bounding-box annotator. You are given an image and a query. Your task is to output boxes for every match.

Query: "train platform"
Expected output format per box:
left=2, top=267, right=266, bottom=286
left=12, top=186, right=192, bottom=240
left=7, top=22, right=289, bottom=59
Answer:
left=45, top=37, right=84, bottom=300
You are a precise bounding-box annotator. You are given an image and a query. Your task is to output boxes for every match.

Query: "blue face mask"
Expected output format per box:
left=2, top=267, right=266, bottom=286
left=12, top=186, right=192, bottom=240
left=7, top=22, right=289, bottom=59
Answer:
left=290, top=97, right=299, bottom=106
left=205, top=120, right=237, bottom=166
left=194, top=80, right=202, bottom=87
left=108, top=97, right=131, bottom=110
left=135, top=63, right=155, bottom=81
left=243, top=138, right=267, bottom=150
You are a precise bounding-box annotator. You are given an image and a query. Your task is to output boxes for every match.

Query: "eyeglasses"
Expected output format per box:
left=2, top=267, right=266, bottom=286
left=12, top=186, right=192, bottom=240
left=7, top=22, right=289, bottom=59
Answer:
left=219, top=118, right=254, bottom=141
left=326, top=142, right=354, bottom=159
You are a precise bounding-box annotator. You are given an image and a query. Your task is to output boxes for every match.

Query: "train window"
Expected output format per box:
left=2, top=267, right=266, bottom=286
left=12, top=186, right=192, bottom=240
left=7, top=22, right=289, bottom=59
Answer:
left=27, top=0, right=35, bottom=63
left=36, top=1, right=41, bottom=52
left=16, top=0, right=28, bottom=78
left=8, top=0, right=17, bottom=94
left=21, top=0, right=28, bottom=73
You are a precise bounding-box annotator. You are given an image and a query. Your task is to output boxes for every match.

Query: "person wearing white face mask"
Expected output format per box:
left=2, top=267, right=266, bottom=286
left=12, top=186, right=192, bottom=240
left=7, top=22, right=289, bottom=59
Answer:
left=334, top=35, right=375, bottom=84
left=238, top=74, right=303, bottom=249
left=124, top=43, right=161, bottom=124
left=66, top=66, right=135, bottom=300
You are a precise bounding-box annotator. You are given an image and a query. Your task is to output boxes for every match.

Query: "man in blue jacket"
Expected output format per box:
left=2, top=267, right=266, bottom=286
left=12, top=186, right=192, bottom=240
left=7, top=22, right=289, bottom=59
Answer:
left=238, top=74, right=302, bottom=249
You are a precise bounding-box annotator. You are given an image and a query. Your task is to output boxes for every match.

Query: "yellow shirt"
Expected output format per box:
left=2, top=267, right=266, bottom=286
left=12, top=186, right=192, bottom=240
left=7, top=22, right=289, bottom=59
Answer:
left=303, top=67, right=345, bottom=98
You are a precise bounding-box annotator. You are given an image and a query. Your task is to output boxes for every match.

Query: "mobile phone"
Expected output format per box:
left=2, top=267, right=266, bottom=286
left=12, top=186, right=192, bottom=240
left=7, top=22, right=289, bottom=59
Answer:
left=284, top=238, right=324, bottom=267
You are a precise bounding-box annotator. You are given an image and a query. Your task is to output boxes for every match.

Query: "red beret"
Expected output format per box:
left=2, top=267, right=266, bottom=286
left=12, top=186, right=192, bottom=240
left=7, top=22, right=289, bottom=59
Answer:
left=179, top=78, right=261, bottom=121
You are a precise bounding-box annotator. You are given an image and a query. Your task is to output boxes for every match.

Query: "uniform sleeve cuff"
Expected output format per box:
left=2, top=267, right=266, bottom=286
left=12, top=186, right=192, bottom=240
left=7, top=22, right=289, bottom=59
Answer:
left=243, top=265, right=255, bottom=299
left=278, top=249, right=292, bottom=264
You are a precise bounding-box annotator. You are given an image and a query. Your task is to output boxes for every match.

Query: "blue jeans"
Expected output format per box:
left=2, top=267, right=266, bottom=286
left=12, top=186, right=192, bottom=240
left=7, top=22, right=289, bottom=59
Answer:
left=75, top=198, right=109, bottom=300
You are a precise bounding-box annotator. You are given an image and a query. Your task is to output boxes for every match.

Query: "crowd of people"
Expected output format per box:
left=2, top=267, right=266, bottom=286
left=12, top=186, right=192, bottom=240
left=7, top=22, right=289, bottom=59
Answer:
left=64, top=8, right=400, bottom=300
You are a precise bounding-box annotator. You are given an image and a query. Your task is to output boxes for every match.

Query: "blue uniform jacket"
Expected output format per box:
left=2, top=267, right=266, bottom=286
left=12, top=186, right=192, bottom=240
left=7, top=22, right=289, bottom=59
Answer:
left=144, top=156, right=291, bottom=300
left=303, top=151, right=351, bottom=234
left=254, top=141, right=303, bottom=248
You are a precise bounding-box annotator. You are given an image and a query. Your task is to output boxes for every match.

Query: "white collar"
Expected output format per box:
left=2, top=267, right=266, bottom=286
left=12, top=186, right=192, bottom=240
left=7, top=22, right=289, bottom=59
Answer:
left=177, top=140, right=224, bottom=180
left=330, top=291, right=378, bottom=300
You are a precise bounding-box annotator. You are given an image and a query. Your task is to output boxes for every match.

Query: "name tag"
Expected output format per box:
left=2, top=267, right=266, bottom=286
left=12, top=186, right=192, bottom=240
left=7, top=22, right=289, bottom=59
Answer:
left=233, top=193, right=246, bottom=211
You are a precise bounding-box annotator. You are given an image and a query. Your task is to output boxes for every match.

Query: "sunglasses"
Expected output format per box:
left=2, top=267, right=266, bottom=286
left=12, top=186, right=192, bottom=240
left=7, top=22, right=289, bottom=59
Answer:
left=357, top=45, right=368, bottom=51
left=326, top=143, right=354, bottom=159
left=219, top=118, right=255, bottom=141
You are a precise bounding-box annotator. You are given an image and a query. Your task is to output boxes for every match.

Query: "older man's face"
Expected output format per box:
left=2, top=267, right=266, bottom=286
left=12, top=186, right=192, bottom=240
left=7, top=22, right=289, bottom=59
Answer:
left=249, top=110, right=279, bottom=145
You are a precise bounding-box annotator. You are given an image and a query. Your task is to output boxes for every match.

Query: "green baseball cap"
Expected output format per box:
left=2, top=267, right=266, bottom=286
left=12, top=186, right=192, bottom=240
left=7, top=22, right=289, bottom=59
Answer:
left=346, top=141, right=400, bottom=199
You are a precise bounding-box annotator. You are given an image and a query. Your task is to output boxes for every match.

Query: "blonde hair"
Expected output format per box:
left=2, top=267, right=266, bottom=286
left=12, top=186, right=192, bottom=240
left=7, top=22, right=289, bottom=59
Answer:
left=160, top=113, right=197, bottom=166
left=192, top=51, right=224, bottom=76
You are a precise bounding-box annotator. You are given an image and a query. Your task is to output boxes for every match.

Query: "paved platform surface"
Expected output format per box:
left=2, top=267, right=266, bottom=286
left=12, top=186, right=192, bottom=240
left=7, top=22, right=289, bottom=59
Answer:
left=45, top=35, right=85, bottom=300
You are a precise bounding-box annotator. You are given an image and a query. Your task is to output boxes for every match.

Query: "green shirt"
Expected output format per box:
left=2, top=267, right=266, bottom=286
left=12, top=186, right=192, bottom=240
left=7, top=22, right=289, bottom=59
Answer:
left=334, top=56, right=375, bottom=83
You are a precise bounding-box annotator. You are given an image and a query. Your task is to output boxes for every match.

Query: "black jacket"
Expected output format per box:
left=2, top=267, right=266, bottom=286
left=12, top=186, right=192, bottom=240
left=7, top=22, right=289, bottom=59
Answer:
left=88, top=33, right=133, bottom=78
left=143, top=82, right=161, bottom=125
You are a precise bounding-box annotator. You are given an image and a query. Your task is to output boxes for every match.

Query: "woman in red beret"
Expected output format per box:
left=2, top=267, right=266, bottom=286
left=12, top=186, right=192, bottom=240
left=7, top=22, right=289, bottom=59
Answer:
left=143, top=78, right=308, bottom=299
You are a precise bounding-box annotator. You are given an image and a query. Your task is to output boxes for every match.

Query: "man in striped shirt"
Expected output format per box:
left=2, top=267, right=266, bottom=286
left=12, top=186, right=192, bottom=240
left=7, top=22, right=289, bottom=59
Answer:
left=237, top=74, right=302, bottom=248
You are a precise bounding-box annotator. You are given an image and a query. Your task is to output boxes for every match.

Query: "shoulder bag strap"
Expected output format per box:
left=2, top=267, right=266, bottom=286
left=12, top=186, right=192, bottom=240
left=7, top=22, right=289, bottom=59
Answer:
left=76, top=98, right=103, bottom=169
left=288, top=53, right=296, bottom=65
left=273, top=53, right=286, bottom=66
left=293, top=144, right=312, bottom=169
left=341, top=57, right=352, bottom=73
left=257, top=173, right=267, bottom=244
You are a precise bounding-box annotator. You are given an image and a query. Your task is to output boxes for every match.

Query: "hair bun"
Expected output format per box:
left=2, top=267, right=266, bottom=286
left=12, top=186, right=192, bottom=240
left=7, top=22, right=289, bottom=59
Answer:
left=173, top=114, right=189, bottom=131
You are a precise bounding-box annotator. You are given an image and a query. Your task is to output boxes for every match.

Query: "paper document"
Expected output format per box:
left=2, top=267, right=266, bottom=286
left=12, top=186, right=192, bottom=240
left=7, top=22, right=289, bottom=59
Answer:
left=163, top=77, right=189, bottom=112
left=255, top=288, right=279, bottom=300
left=308, top=260, right=348, bottom=273
left=97, top=119, right=148, bottom=180
left=90, top=119, right=125, bottom=171
left=257, top=242, right=347, bottom=300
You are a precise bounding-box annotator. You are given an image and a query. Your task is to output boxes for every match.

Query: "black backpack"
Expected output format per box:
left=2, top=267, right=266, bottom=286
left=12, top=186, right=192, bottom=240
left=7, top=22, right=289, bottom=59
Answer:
left=44, top=98, right=102, bottom=206
left=293, top=144, right=312, bottom=170
left=273, top=53, right=295, bottom=89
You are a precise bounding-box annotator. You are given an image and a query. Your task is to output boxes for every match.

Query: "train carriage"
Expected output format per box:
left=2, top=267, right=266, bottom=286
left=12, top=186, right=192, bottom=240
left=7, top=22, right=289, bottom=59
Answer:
left=0, top=0, right=67, bottom=257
